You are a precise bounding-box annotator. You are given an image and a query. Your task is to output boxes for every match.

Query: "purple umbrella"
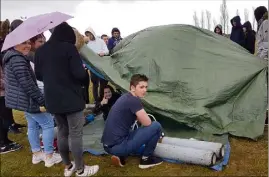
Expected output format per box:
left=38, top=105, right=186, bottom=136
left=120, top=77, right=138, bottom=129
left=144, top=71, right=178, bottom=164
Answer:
left=1, top=11, right=73, bottom=52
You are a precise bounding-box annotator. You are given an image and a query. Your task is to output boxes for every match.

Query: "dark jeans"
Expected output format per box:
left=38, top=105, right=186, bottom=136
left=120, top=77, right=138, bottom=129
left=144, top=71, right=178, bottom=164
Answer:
left=90, top=71, right=108, bottom=102
left=54, top=111, right=84, bottom=170
left=0, top=97, right=13, bottom=146
left=104, top=121, right=162, bottom=157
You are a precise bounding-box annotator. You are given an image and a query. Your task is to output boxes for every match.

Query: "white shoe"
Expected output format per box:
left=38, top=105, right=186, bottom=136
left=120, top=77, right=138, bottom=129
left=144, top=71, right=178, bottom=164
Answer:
left=64, top=161, right=76, bottom=177
left=32, top=152, right=45, bottom=164
left=45, top=153, right=62, bottom=167
left=76, top=165, right=99, bottom=176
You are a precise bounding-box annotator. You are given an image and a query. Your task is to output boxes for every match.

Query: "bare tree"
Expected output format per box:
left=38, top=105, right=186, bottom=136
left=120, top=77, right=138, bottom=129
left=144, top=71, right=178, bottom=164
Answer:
left=213, top=18, right=217, bottom=28
left=206, top=10, right=212, bottom=30
left=252, top=6, right=256, bottom=30
left=236, top=9, right=240, bottom=16
left=200, top=11, right=205, bottom=28
left=220, top=0, right=229, bottom=34
left=244, top=8, right=249, bottom=22
left=193, top=11, right=200, bottom=27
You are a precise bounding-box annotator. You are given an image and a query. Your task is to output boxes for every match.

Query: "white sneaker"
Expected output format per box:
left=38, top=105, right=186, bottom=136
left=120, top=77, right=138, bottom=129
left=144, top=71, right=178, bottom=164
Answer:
left=64, top=161, right=76, bottom=177
left=76, top=165, right=99, bottom=176
left=32, top=152, right=45, bottom=164
left=45, top=153, right=62, bottom=167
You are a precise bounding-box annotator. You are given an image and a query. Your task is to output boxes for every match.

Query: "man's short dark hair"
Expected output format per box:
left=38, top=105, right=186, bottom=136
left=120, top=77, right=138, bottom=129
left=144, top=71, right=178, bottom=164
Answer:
left=101, top=34, right=108, bottom=39
left=130, top=74, right=148, bottom=88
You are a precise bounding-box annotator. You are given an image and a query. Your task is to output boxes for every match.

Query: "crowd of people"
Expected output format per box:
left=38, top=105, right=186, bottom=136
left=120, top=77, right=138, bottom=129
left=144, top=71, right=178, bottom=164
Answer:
left=0, top=5, right=267, bottom=177
left=213, top=6, right=268, bottom=60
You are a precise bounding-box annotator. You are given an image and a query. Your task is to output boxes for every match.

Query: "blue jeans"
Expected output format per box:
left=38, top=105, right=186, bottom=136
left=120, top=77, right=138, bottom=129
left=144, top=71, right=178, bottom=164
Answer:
left=25, top=112, right=54, bottom=154
left=104, top=121, right=162, bottom=157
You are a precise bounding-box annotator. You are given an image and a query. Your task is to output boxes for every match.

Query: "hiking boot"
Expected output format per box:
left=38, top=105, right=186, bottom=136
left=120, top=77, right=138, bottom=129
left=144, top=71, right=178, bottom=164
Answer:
left=64, top=161, right=76, bottom=177
left=0, top=142, right=22, bottom=154
left=139, top=156, right=163, bottom=169
left=111, top=155, right=126, bottom=167
left=75, top=165, right=99, bottom=176
left=45, top=152, right=62, bottom=167
left=32, top=151, right=45, bottom=164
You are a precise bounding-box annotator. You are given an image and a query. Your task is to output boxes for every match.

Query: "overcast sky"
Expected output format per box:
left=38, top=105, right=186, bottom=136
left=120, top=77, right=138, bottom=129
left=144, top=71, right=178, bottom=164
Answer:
left=1, top=0, right=268, bottom=38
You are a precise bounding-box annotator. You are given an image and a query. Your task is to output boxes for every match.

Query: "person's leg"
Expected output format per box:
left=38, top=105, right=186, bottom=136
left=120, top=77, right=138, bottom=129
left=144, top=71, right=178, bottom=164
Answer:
left=99, top=79, right=108, bottom=100
left=90, top=71, right=100, bottom=103
left=67, top=111, right=99, bottom=176
left=108, top=121, right=163, bottom=168
left=54, top=114, right=71, bottom=166
left=25, top=112, right=44, bottom=164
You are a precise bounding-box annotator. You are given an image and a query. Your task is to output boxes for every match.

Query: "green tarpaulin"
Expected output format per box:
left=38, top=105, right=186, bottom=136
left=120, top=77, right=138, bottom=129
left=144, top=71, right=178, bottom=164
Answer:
left=81, top=24, right=267, bottom=140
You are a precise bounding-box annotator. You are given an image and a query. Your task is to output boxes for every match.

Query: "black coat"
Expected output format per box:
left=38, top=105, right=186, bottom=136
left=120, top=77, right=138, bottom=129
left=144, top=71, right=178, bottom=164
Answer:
left=230, top=16, right=245, bottom=46
left=242, top=21, right=256, bottom=54
left=34, top=22, right=88, bottom=114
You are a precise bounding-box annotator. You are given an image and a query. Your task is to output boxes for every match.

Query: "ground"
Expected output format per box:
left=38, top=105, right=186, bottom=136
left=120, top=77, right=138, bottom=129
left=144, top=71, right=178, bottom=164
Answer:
left=1, top=110, right=268, bottom=177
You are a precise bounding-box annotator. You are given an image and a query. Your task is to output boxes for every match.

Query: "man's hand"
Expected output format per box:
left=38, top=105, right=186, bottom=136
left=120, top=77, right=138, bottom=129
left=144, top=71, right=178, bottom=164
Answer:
left=98, top=53, right=105, bottom=57
left=101, top=97, right=108, bottom=105
left=40, top=106, right=46, bottom=113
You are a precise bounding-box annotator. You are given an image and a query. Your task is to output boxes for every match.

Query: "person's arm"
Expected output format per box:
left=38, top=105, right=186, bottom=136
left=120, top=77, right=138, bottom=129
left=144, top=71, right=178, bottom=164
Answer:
left=68, top=44, right=88, bottom=82
left=257, top=20, right=268, bottom=59
left=11, top=56, right=44, bottom=106
left=107, top=38, right=114, bottom=52
left=130, top=97, right=152, bottom=126
left=34, top=51, right=43, bottom=82
left=101, top=40, right=109, bottom=55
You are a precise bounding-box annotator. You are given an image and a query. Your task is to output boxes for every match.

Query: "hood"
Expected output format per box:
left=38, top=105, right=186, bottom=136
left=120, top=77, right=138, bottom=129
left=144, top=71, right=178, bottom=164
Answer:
left=230, top=16, right=242, bottom=27
left=50, top=22, right=76, bottom=44
left=242, top=21, right=252, bottom=31
left=214, top=24, right=223, bottom=35
left=10, top=19, right=23, bottom=32
left=73, top=28, right=85, bottom=51
left=254, top=6, right=268, bottom=22
left=111, top=27, right=122, bottom=39
left=3, top=49, right=27, bottom=65
left=85, top=26, right=97, bottom=38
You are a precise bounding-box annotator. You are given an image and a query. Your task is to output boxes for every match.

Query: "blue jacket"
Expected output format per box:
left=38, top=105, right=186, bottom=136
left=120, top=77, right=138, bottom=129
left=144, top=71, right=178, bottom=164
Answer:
left=3, top=49, right=44, bottom=113
left=107, top=37, right=122, bottom=53
left=230, top=16, right=245, bottom=46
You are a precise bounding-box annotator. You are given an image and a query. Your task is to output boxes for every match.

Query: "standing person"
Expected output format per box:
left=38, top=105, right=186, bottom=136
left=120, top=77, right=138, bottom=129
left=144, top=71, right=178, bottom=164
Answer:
left=254, top=6, right=268, bottom=59
left=0, top=19, right=22, bottom=154
left=101, top=34, right=109, bottom=46
left=242, top=21, right=256, bottom=54
left=2, top=37, right=62, bottom=167
left=230, top=16, right=245, bottom=46
left=107, top=28, right=122, bottom=54
left=85, top=26, right=109, bottom=103
left=214, top=24, right=223, bottom=35
left=102, top=74, right=163, bottom=169
left=35, top=22, right=99, bottom=177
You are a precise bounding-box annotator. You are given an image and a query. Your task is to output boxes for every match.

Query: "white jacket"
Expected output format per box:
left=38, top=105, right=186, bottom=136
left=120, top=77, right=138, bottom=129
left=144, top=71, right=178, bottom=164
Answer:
left=85, top=26, right=109, bottom=55
left=256, top=19, right=268, bottom=59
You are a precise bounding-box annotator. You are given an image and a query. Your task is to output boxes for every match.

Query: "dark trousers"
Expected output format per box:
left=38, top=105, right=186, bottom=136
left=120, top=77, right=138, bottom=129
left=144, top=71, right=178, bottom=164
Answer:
left=104, top=121, right=162, bottom=157
left=0, top=97, right=13, bottom=146
left=90, top=71, right=108, bottom=102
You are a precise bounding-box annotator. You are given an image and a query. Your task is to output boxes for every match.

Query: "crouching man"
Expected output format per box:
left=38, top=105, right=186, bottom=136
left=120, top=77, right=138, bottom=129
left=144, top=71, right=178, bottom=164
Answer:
left=101, top=74, right=163, bottom=169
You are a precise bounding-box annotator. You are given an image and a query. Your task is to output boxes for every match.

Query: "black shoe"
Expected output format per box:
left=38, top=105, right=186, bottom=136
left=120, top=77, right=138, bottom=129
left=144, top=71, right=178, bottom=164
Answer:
left=9, top=126, right=21, bottom=134
left=0, top=142, right=22, bottom=154
left=111, top=155, right=126, bottom=167
left=139, top=156, right=163, bottom=169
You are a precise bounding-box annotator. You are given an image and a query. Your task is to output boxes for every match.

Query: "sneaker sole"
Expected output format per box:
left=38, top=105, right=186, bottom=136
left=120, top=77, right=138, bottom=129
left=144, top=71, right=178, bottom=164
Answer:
left=111, top=156, right=124, bottom=167
left=0, top=146, right=22, bottom=155
left=138, top=161, right=163, bottom=169
left=45, top=159, right=63, bottom=168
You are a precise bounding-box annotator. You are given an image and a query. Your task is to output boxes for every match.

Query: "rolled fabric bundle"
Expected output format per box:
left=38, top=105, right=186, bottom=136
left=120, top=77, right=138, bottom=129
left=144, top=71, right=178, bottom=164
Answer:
left=153, top=143, right=217, bottom=166
left=160, top=137, right=225, bottom=158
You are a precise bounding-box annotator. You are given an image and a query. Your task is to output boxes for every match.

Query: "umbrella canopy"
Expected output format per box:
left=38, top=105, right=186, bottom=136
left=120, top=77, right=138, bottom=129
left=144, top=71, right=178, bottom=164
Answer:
left=1, top=11, right=73, bottom=52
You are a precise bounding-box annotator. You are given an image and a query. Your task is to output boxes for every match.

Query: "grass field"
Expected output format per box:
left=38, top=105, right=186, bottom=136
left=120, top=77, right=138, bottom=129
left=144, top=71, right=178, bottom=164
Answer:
left=1, top=109, right=268, bottom=177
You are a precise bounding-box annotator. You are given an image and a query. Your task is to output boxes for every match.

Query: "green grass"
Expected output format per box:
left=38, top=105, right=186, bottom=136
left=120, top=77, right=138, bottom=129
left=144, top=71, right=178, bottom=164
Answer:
left=1, top=110, right=268, bottom=176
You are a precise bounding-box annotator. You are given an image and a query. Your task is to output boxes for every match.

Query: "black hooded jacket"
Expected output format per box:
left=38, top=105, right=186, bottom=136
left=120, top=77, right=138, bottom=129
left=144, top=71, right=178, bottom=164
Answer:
left=242, top=21, right=256, bottom=54
left=230, top=16, right=245, bottom=46
left=34, top=22, right=88, bottom=114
